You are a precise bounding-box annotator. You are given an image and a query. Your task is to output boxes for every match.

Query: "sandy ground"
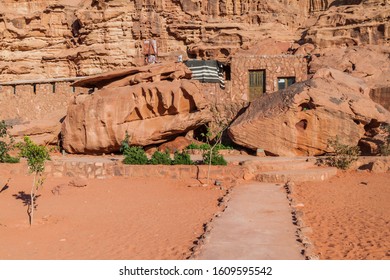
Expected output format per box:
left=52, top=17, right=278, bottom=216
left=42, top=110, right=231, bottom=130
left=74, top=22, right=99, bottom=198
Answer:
left=293, top=171, right=390, bottom=260
left=0, top=173, right=225, bottom=260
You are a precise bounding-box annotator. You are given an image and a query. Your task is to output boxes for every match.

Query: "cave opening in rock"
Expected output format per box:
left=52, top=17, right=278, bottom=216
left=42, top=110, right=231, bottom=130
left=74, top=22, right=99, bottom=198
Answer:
left=71, top=19, right=82, bottom=37
left=299, top=99, right=316, bottom=111
left=192, top=124, right=208, bottom=142
left=295, top=119, right=308, bottom=131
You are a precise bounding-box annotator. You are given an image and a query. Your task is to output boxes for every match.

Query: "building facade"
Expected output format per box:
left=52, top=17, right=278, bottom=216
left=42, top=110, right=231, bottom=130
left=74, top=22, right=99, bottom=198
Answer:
left=230, top=54, right=308, bottom=101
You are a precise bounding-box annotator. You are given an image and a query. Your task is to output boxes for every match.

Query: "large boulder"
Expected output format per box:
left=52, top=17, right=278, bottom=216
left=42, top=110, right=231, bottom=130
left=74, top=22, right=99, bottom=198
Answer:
left=61, top=63, right=210, bottom=153
left=9, top=110, right=65, bottom=146
left=228, top=68, right=390, bottom=156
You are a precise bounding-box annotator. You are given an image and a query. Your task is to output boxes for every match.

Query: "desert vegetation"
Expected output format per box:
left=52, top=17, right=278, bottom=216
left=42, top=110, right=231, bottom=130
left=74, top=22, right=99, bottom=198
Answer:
left=0, top=121, right=19, bottom=163
left=318, top=137, right=360, bottom=170
left=120, top=130, right=227, bottom=166
left=17, top=137, right=50, bottom=226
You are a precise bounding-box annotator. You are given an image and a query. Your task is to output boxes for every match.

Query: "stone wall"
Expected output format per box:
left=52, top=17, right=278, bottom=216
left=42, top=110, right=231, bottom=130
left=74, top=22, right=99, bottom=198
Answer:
left=0, top=81, right=85, bottom=96
left=0, top=79, right=86, bottom=123
left=231, top=54, right=308, bottom=101
left=5, top=157, right=245, bottom=181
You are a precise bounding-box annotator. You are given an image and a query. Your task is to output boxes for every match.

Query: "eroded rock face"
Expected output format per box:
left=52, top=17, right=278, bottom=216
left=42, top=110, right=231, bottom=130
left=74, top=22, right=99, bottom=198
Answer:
left=303, top=1, right=390, bottom=47
left=228, top=68, right=390, bottom=156
left=61, top=63, right=211, bottom=153
left=9, top=110, right=65, bottom=146
left=299, top=44, right=390, bottom=110
left=0, top=0, right=343, bottom=82
left=0, top=0, right=388, bottom=82
left=307, top=45, right=390, bottom=89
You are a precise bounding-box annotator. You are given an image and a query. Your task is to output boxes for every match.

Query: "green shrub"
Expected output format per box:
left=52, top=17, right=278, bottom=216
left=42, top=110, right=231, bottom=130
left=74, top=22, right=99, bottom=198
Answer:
left=0, top=120, right=19, bottom=163
left=172, top=150, right=193, bottom=165
left=321, top=137, right=360, bottom=170
left=123, top=146, right=148, bottom=165
left=187, top=142, right=233, bottom=151
left=199, top=143, right=211, bottom=150
left=149, top=150, right=172, bottom=165
left=2, top=154, right=20, bottom=163
left=203, top=149, right=227, bottom=166
left=214, top=143, right=234, bottom=151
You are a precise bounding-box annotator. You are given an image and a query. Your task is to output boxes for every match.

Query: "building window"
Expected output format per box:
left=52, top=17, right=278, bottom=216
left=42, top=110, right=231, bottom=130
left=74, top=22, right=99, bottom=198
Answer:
left=278, top=77, right=296, bottom=90
left=249, top=70, right=266, bottom=100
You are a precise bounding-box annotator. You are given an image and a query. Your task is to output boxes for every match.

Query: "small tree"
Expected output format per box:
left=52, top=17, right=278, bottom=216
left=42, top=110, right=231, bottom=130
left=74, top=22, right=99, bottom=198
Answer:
left=203, top=149, right=227, bottom=166
left=201, top=123, right=228, bottom=185
left=0, top=120, right=19, bottom=163
left=19, top=137, right=50, bottom=226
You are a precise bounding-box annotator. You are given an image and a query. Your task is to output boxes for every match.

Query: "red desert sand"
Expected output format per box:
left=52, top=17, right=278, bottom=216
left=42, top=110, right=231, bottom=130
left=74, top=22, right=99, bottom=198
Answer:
left=293, top=171, right=390, bottom=260
left=0, top=172, right=225, bottom=260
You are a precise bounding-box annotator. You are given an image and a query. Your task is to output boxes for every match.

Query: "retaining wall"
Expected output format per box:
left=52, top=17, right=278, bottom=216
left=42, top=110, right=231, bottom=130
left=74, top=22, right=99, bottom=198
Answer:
left=5, top=158, right=244, bottom=181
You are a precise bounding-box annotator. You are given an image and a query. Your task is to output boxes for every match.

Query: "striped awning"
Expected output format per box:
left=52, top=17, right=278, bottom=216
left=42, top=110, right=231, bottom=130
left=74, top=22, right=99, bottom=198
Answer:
left=185, top=60, right=225, bottom=89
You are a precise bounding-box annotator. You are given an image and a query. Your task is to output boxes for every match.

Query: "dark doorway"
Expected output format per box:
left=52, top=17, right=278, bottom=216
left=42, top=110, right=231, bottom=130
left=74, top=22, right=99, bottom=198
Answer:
left=248, top=70, right=266, bottom=100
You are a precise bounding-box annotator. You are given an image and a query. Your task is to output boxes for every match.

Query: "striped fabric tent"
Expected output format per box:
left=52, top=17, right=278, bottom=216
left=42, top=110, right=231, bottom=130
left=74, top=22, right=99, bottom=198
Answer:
left=184, top=60, right=225, bottom=89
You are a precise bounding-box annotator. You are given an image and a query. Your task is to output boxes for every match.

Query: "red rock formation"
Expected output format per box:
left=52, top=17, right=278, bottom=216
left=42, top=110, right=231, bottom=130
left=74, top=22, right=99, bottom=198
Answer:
left=61, top=62, right=211, bottom=153
left=0, top=0, right=387, bottom=82
left=303, top=1, right=390, bottom=47
left=0, top=0, right=310, bottom=81
left=228, top=68, right=390, bottom=156
left=306, top=45, right=390, bottom=89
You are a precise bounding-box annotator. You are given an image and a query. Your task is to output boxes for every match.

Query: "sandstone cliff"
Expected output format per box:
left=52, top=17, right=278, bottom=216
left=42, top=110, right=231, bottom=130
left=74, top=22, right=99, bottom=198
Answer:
left=5, top=0, right=387, bottom=82
left=303, top=0, right=390, bottom=47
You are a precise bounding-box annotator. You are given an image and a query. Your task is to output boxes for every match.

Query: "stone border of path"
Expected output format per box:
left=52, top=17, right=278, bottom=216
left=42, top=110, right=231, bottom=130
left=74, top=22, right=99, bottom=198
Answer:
left=192, top=181, right=305, bottom=260
left=283, top=182, right=319, bottom=260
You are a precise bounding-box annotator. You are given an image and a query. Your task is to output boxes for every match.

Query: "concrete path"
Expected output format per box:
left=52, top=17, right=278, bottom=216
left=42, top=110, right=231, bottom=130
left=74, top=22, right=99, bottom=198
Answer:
left=196, top=182, right=303, bottom=260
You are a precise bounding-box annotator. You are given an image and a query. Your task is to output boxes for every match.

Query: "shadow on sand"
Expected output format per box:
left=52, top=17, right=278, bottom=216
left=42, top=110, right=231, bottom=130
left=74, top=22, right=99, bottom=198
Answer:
left=13, top=191, right=41, bottom=225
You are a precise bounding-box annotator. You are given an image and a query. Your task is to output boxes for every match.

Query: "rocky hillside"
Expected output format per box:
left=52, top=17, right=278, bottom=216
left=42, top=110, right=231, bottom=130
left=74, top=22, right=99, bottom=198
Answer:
left=1, top=0, right=388, bottom=81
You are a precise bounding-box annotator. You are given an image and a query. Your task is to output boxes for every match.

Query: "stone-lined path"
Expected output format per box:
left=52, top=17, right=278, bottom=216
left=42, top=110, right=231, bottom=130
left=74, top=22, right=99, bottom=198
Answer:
left=196, top=182, right=304, bottom=260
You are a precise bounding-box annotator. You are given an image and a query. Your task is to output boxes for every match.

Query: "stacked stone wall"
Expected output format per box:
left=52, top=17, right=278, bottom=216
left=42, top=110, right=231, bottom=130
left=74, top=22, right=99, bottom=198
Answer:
left=0, top=79, right=86, bottom=123
left=231, top=55, right=308, bottom=101
left=4, top=158, right=245, bottom=181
